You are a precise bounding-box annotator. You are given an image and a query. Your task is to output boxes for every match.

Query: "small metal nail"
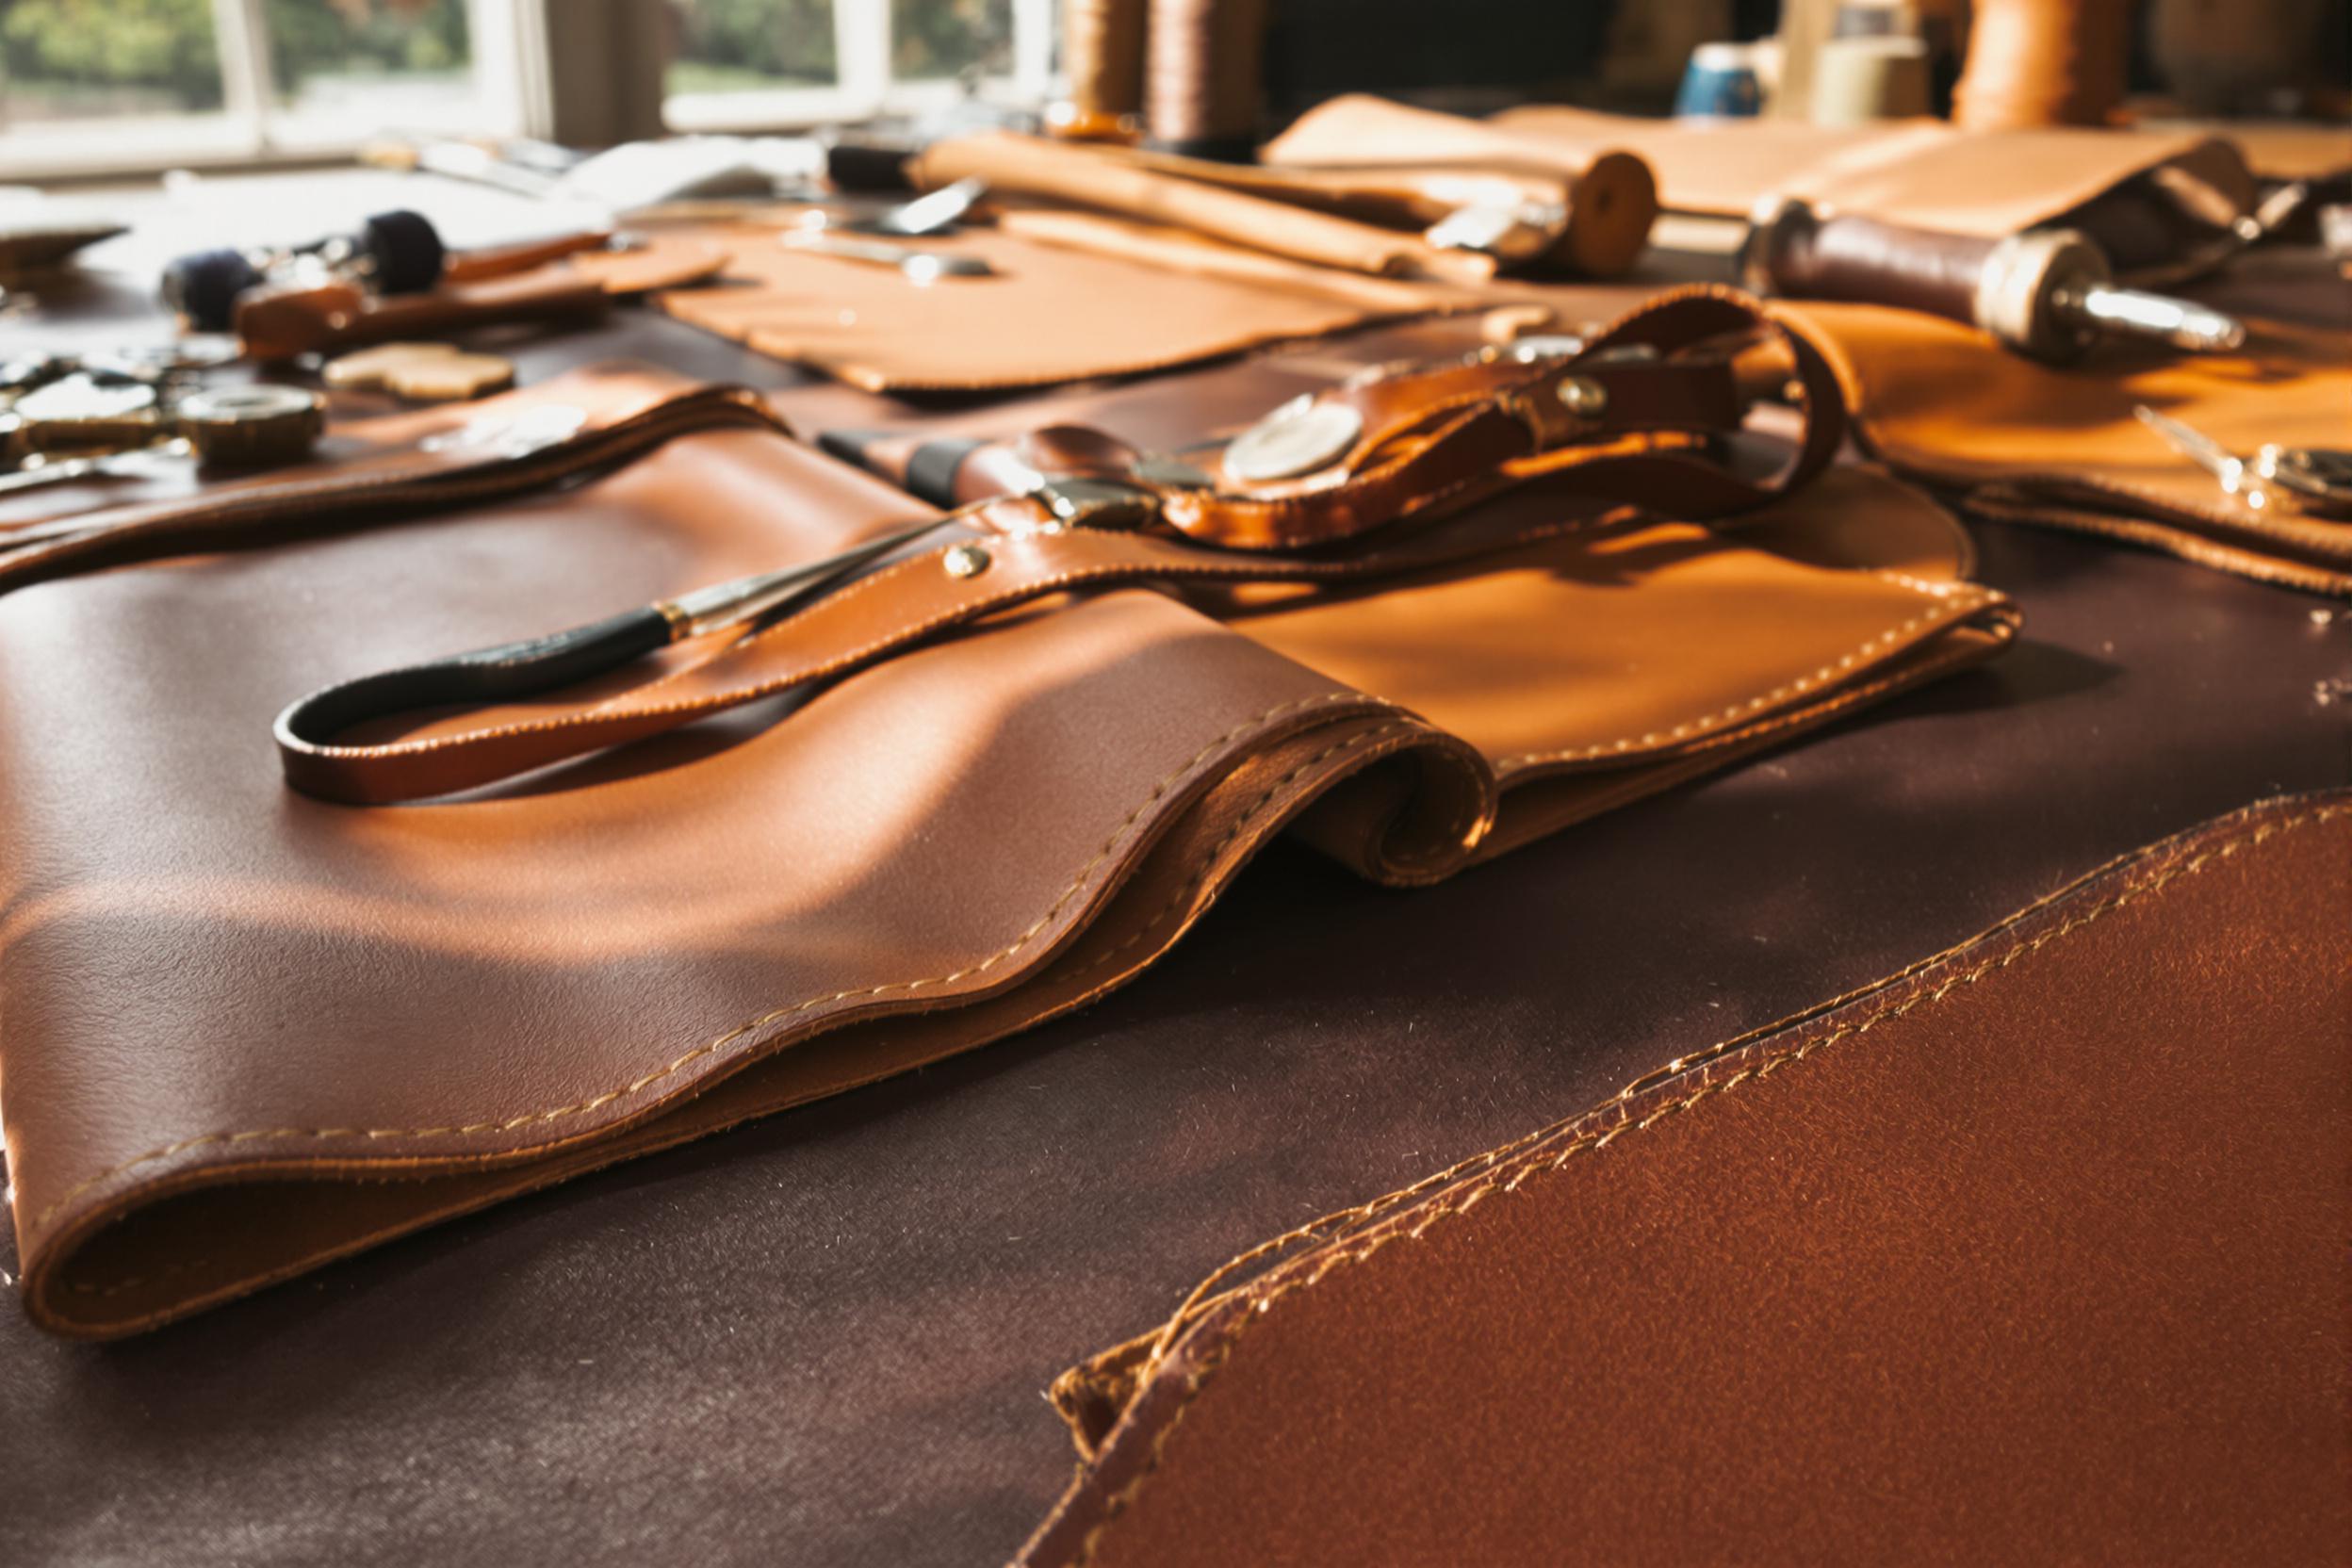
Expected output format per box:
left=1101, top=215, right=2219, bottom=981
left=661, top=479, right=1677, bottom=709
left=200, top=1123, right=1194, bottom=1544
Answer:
left=942, top=543, right=991, bottom=579
left=1556, top=376, right=1609, bottom=418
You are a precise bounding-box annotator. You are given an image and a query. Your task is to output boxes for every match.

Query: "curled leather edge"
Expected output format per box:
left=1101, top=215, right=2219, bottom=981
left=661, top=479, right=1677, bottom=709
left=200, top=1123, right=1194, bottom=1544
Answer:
left=1018, top=788, right=2352, bottom=1566
left=15, top=694, right=1492, bottom=1339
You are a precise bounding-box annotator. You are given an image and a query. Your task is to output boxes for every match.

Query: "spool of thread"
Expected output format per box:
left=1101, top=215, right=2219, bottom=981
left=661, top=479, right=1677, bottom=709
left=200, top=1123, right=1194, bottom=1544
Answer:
left=1809, top=35, right=1933, bottom=123
left=1056, top=0, right=1147, bottom=139
left=1145, top=0, right=1269, bottom=161
left=1952, top=0, right=2129, bottom=128
left=1674, top=41, right=1767, bottom=118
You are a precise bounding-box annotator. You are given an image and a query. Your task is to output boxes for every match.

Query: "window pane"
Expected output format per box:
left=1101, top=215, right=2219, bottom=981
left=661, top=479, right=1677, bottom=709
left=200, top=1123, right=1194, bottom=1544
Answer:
left=265, top=0, right=476, bottom=138
left=665, top=0, right=838, bottom=96
left=0, top=0, right=225, bottom=126
left=891, top=0, right=1011, bottom=81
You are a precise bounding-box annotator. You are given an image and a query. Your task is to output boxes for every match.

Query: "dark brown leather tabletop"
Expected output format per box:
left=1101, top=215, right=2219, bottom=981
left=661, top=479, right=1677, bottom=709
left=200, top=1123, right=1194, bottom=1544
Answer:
left=3, top=245, right=2346, bottom=1568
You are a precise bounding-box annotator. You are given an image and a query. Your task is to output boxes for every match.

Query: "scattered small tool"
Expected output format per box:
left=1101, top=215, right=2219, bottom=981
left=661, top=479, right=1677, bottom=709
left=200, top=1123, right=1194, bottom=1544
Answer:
left=0, top=384, right=323, bottom=496
left=1741, top=198, right=2246, bottom=361
left=792, top=177, right=987, bottom=238
left=323, top=342, right=516, bottom=400
left=780, top=232, right=995, bottom=282
left=163, top=210, right=448, bottom=333
left=2133, top=406, right=2352, bottom=516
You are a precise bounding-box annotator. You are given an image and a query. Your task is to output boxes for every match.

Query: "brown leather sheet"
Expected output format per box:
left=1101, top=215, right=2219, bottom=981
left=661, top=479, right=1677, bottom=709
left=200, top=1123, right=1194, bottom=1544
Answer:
left=1023, top=792, right=2352, bottom=1566
left=1, top=256, right=2346, bottom=1568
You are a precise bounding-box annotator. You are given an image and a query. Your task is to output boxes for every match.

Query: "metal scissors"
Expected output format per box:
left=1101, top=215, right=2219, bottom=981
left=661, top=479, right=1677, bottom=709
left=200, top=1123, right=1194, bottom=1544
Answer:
left=2132, top=406, right=2352, bottom=518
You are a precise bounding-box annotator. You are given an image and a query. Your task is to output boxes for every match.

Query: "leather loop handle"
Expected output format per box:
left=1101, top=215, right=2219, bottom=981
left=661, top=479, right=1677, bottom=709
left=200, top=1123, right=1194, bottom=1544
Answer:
left=1161, top=286, right=1845, bottom=550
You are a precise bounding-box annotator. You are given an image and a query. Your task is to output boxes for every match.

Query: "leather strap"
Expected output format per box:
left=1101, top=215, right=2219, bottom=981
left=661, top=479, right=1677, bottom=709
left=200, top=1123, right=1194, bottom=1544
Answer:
left=279, top=492, right=1645, bottom=803
left=1155, top=286, right=1846, bottom=549
left=0, top=383, right=787, bottom=596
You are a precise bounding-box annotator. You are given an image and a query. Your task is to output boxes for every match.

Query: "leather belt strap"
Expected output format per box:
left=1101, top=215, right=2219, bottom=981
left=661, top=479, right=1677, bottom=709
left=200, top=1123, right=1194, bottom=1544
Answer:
left=1155, top=287, right=1845, bottom=549
left=278, top=289, right=1860, bottom=804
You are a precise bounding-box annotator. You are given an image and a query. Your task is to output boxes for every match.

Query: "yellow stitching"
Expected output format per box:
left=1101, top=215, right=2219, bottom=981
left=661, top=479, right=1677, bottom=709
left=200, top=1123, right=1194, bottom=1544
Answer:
left=1065, top=801, right=2347, bottom=1566
left=27, top=691, right=1391, bottom=1237
left=1495, top=588, right=1996, bottom=771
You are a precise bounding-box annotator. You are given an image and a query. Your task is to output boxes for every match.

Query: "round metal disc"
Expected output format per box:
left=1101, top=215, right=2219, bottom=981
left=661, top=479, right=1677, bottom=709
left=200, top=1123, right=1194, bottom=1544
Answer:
left=175, top=384, right=325, bottom=464
left=1223, top=398, right=1364, bottom=484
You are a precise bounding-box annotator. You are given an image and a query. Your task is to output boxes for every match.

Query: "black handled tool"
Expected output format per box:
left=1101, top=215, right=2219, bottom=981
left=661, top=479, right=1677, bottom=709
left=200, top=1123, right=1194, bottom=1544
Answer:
left=163, top=209, right=448, bottom=333
left=274, top=514, right=956, bottom=756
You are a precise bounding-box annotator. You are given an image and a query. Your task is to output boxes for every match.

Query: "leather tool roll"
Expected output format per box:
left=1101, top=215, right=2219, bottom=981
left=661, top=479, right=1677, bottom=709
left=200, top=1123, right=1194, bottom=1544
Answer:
left=907, top=131, right=1658, bottom=282
left=0, top=301, right=2015, bottom=1338
left=1790, top=301, right=2352, bottom=596
left=1021, top=792, right=2352, bottom=1566
left=911, top=132, right=1497, bottom=284
left=1273, top=95, right=2262, bottom=285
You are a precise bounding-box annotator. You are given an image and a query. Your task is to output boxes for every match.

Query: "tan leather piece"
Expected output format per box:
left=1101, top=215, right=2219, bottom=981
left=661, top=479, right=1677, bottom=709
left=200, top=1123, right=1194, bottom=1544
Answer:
left=1032, top=140, right=1658, bottom=278
left=0, top=395, right=2010, bottom=1335
left=1791, top=301, right=2352, bottom=595
left=1021, top=792, right=2352, bottom=1568
left=1270, top=96, right=2255, bottom=244
left=655, top=220, right=1452, bottom=392
left=910, top=132, right=1500, bottom=285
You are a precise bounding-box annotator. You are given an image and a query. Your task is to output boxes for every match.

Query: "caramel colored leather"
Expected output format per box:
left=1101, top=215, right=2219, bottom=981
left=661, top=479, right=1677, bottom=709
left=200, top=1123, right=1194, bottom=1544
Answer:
left=1793, top=301, right=2352, bottom=595
left=655, top=219, right=1453, bottom=392
left=1022, top=792, right=2352, bottom=1568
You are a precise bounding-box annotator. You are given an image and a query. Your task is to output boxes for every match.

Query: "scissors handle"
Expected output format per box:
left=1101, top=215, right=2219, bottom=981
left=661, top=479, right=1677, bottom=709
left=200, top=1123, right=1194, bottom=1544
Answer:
left=275, top=515, right=957, bottom=782
left=275, top=604, right=676, bottom=755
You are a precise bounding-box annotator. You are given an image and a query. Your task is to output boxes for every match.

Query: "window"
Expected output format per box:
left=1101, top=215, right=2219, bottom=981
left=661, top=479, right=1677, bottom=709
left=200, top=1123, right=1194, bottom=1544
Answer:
left=662, top=0, right=1056, bottom=133
left=0, top=1, right=1057, bottom=181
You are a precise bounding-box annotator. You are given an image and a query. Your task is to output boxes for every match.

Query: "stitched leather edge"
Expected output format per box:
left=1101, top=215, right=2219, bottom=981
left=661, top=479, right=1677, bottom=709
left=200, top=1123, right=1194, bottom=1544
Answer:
left=21, top=690, right=1396, bottom=1241
left=1043, top=794, right=2352, bottom=1568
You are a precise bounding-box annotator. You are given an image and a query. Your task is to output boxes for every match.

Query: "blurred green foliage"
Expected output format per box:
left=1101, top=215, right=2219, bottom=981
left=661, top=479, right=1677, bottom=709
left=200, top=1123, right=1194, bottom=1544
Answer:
left=890, top=0, right=1006, bottom=79
left=1, top=0, right=1011, bottom=116
left=666, top=0, right=837, bottom=85
left=0, top=0, right=470, bottom=111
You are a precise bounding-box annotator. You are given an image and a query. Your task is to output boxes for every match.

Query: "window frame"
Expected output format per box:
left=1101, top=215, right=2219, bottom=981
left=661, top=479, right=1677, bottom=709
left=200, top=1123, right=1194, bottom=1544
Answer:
left=661, top=0, right=1055, bottom=132
left=0, top=0, right=1056, bottom=185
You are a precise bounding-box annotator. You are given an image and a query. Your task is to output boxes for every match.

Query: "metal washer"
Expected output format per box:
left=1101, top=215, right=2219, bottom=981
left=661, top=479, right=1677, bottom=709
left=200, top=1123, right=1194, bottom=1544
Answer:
left=1224, top=398, right=1364, bottom=484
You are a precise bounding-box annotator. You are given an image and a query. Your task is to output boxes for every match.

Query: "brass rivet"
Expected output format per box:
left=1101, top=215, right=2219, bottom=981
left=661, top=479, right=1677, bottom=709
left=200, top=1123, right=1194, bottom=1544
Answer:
left=1557, top=376, right=1609, bottom=418
left=942, top=543, right=991, bottom=580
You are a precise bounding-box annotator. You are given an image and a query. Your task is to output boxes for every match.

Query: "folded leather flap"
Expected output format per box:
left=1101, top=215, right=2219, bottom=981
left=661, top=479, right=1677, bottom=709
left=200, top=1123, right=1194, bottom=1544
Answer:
left=0, top=428, right=1467, bottom=1336
left=1023, top=792, right=2352, bottom=1566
